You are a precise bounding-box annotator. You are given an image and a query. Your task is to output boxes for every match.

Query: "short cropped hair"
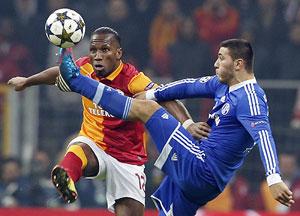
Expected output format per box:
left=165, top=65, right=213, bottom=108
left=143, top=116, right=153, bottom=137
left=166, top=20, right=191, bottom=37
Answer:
left=220, top=39, right=254, bottom=71
left=92, top=27, right=121, bottom=46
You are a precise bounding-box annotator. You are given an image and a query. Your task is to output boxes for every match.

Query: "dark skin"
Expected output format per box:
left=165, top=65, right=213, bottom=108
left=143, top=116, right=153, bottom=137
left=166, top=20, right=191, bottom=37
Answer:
left=89, top=33, right=122, bottom=77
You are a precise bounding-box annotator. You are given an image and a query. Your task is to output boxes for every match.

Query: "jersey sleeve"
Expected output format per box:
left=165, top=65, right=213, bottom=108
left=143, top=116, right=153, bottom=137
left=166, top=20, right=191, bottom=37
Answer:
left=236, top=92, right=280, bottom=178
left=128, top=72, right=158, bottom=94
left=153, top=76, right=221, bottom=101
left=75, top=57, right=93, bottom=76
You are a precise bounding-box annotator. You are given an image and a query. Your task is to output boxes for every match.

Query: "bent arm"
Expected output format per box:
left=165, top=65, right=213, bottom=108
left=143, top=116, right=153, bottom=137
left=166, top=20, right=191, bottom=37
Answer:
left=160, top=100, right=210, bottom=140
left=28, top=66, right=60, bottom=85
left=7, top=66, right=59, bottom=91
left=22, top=66, right=59, bottom=86
left=129, top=74, right=210, bottom=139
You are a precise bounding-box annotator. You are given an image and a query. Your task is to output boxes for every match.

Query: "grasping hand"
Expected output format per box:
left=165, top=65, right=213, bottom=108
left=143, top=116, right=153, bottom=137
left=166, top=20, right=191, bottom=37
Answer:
left=186, top=122, right=211, bottom=140
left=269, top=182, right=295, bottom=207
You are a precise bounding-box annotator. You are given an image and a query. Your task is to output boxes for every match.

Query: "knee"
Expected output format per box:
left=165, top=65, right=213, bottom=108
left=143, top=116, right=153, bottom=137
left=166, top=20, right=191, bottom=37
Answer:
left=74, top=143, right=99, bottom=176
left=144, top=100, right=160, bottom=113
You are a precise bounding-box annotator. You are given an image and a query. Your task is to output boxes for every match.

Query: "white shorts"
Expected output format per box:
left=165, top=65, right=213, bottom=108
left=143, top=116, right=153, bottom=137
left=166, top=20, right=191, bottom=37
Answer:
left=68, top=136, right=146, bottom=212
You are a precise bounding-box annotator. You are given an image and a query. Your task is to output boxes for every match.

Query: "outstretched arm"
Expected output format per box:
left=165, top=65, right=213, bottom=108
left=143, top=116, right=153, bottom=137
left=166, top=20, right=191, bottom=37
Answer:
left=237, top=95, right=294, bottom=207
left=144, top=76, right=221, bottom=102
left=135, top=90, right=211, bottom=140
left=7, top=66, right=59, bottom=91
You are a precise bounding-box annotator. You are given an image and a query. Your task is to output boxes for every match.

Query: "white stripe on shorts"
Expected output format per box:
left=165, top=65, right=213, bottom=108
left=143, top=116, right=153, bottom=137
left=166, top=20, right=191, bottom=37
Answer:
left=154, top=123, right=181, bottom=169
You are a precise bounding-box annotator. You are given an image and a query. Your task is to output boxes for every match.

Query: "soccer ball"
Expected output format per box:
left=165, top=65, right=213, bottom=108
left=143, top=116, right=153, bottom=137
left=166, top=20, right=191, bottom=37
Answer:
left=45, top=8, right=85, bottom=48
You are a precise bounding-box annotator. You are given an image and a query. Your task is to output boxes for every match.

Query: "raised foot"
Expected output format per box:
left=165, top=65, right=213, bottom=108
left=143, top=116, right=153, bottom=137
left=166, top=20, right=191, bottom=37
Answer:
left=51, top=165, right=78, bottom=203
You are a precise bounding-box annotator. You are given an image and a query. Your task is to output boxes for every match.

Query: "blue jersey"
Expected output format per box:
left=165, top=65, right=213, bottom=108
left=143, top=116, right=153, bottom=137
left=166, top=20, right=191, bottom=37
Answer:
left=153, top=76, right=280, bottom=190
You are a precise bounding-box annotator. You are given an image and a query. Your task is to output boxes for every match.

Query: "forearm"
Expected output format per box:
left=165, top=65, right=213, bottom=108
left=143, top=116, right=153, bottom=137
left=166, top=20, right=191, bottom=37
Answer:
left=25, top=66, right=59, bottom=87
left=159, top=100, right=192, bottom=124
left=250, top=123, right=281, bottom=185
left=258, top=139, right=281, bottom=186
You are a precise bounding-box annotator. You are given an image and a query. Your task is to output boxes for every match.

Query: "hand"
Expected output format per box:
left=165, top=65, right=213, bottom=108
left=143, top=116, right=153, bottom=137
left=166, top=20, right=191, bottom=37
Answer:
left=186, top=122, right=211, bottom=140
left=7, top=77, right=27, bottom=91
left=133, top=91, right=146, bottom=100
left=269, top=182, right=295, bottom=207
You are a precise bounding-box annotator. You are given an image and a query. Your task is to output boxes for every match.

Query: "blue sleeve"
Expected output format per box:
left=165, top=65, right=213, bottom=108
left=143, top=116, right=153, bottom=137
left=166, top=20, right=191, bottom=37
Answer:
left=154, top=76, right=221, bottom=101
left=237, top=92, right=280, bottom=177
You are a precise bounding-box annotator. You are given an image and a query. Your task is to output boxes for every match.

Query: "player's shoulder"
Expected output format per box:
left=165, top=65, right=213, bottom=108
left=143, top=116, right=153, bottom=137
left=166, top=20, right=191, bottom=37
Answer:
left=121, top=62, right=140, bottom=77
left=120, top=62, right=152, bottom=82
left=122, top=63, right=156, bottom=93
left=197, top=75, right=218, bottom=83
left=198, top=75, right=227, bottom=93
left=239, top=82, right=265, bottom=96
left=235, top=82, right=267, bottom=105
left=235, top=82, right=269, bottom=115
left=199, top=75, right=225, bottom=87
left=75, top=56, right=94, bottom=76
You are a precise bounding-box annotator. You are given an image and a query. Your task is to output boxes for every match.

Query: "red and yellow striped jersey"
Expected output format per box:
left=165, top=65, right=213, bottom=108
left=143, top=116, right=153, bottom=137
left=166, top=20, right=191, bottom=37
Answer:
left=75, top=56, right=157, bottom=165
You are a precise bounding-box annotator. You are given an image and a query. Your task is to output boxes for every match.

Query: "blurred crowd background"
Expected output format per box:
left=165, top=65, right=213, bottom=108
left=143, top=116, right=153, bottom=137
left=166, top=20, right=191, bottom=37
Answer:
left=0, top=0, right=300, bottom=213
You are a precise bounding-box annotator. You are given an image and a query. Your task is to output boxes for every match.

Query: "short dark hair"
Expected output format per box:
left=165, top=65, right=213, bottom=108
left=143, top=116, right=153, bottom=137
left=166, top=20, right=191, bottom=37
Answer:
left=220, top=39, right=254, bottom=71
left=92, top=27, right=121, bottom=46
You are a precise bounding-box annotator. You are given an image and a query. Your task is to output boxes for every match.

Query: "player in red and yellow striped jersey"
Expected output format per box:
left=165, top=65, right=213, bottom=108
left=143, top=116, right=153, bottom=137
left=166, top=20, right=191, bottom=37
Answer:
left=8, top=27, right=210, bottom=215
left=76, top=56, right=154, bottom=166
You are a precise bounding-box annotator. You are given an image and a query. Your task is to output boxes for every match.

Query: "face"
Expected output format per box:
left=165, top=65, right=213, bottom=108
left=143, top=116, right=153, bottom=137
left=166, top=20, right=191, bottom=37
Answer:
left=214, top=47, right=235, bottom=84
left=89, top=33, right=122, bottom=77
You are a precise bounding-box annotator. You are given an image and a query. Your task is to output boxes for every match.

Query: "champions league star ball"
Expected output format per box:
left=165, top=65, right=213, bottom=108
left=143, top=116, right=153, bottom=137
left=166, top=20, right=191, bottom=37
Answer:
left=45, top=8, right=85, bottom=48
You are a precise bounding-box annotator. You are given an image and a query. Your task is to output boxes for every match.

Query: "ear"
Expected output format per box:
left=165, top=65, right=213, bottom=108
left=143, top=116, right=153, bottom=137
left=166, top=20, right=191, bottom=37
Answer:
left=116, top=48, right=123, bottom=60
left=234, top=59, right=244, bottom=70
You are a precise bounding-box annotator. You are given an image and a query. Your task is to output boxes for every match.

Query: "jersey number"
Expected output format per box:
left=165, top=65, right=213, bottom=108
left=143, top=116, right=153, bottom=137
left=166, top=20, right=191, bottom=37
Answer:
left=135, top=173, right=145, bottom=192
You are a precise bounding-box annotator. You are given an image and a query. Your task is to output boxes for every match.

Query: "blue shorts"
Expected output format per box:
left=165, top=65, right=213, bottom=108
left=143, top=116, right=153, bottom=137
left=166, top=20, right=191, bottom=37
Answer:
left=145, top=108, right=220, bottom=216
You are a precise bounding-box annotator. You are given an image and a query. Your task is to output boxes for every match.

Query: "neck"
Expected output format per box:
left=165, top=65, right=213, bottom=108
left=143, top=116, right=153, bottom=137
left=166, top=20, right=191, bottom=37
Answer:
left=229, top=70, right=255, bottom=86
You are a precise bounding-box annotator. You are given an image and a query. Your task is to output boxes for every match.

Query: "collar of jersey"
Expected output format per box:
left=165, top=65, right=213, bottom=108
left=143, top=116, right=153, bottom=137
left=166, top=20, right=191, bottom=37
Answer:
left=229, top=78, right=257, bottom=93
left=105, top=61, right=123, bottom=81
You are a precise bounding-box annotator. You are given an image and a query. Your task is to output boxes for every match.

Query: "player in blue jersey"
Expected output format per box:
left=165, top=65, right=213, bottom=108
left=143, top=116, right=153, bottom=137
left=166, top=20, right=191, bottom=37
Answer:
left=56, top=39, right=294, bottom=216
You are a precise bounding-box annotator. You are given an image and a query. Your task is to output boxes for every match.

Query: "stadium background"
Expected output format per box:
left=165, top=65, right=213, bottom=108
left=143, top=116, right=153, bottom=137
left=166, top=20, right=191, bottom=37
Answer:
left=0, top=0, right=300, bottom=215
